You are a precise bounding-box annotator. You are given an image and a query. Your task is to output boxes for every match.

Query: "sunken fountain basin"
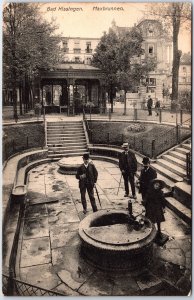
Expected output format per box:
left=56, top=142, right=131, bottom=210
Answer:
left=57, top=156, right=83, bottom=174
left=79, top=209, right=157, bottom=271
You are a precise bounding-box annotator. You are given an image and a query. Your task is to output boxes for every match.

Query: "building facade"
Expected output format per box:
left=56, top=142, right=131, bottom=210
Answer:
left=59, top=37, right=100, bottom=65
left=178, top=53, right=191, bottom=92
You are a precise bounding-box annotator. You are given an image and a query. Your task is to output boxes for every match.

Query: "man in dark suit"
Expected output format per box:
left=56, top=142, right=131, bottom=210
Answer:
left=147, top=95, right=153, bottom=116
left=76, top=153, right=98, bottom=214
left=138, top=156, right=157, bottom=202
left=119, top=143, right=137, bottom=199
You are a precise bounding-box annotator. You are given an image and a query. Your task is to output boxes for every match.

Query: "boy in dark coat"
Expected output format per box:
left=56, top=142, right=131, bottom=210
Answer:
left=138, top=157, right=157, bottom=202
left=144, top=179, right=166, bottom=238
left=76, top=153, right=98, bottom=214
left=119, top=143, right=137, bottom=199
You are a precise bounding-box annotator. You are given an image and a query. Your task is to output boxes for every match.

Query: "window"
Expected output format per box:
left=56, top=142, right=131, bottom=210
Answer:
left=148, top=46, right=154, bottom=55
left=146, top=78, right=156, bottom=86
left=86, top=57, right=91, bottom=64
left=74, top=49, right=81, bottom=54
left=86, top=42, right=92, bottom=53
left=75, top=57, right=80, bottom=63
left=63, top=41, right=68, bottom=52
left=183, top=66, right=187, bottom=72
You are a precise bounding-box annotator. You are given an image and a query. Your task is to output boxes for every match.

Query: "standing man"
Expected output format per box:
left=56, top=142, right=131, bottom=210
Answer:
left=76, top=153, right=98, bottom=214
left=119, top=143, right=137, bottom=199
left=147, top=95, right=153, bottom=116
left=138, top=157, right=157, bottom=203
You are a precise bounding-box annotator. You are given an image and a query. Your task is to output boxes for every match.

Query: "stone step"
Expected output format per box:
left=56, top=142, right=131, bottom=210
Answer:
left=157, top=159, right=186, bottom=178
left=47, top=132, right=85, bottom=137
left=165, top=196, right=191, bottom=225
left=47, top=121, right=83, bottom=125
left=48, top=145, right=87, bottom=151
left=47, top=141, right=87, bottom=147
left=181, top=143, right=191, bottom=151
left=152, top=163, right=183, bottom=183
left=47, top=129, right=84, bottom=133
left=48, top=148, right=87, bottom=154
left=173, top=182, right=192, bottom=209
left=47, top=125, right=84, bottom=130
left=162, top=154, right=186, bottom=170
left=48, top=152, right=88, bottom=159
left=168, top=150, right=186, bottom=162
left=175, top=147, right=190, bottom=155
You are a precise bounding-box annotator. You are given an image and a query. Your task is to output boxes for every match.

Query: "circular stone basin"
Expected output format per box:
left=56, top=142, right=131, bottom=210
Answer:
left=57, top=156, right=83, bottom=174
left=79, top=209, right=157, bottom=271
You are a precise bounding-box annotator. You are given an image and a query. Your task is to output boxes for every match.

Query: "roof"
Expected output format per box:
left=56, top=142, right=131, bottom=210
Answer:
left=54, top=63, right=101, bottom=71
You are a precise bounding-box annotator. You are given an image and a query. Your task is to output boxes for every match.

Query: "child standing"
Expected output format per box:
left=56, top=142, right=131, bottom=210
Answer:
left=144, top=179, right=166, bottom=238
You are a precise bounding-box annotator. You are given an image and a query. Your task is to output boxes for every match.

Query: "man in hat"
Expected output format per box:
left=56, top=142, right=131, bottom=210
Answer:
left=147, top=95, right=153, bottom=116
left=119, top=143, right=137, bottom=199
left=138, top=156, right=157, bottom=202
left=76, top=153, right=98, bottom=214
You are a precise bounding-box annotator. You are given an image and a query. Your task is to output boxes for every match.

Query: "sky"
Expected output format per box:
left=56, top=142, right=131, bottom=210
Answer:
left=41, top=2, right=191, bottom=53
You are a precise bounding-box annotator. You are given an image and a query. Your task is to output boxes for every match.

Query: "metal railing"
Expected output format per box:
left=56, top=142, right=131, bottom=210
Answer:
left=84, top=107, right=191, bottom=126
left=2, top=274, right=65, bottom=296
left=186, top=152, right=192, bottom=183
left=83, top=108, right=93, bottom=142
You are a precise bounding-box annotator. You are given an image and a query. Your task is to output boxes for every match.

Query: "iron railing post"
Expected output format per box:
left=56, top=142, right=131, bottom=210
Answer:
left=176, top=125, right=180, bottom=144
left=180, top=109, right=183, bottom=126
left=159, top=109, right=162, bottom=123
left=109, top=108, right=111, bottom=121
left=151, top=139, right=155, bottom=159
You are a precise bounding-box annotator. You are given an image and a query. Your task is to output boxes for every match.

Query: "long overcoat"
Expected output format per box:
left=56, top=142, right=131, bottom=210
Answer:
left=119, top=151, right=137, bottom=174
left=144, top=187, right=166, bottom=223
left=76, top=162, right=98, bottom=189
left=139, top=167, right=157, bottom=195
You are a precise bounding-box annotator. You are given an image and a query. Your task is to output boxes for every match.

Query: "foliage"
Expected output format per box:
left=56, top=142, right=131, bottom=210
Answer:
left=3, top=3, right=62, bottom=116
left=146, top=3, right=191, bottom=104
left=92, top=26, right=156, bottom=113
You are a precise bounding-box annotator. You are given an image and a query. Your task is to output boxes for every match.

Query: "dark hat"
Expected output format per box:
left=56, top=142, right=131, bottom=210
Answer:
left=122, top=142, right=129, bottom=148
left=83, top=153, right=89, bottom=160
left=142, top=157, right=150, bottom=164
left=151, top=179, right=165, bottom=189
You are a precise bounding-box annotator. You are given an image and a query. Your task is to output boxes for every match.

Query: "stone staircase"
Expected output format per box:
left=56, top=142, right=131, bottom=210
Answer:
left=152, top=138, right=191, bottom=225
left=47, top=121, right=88, bottom=159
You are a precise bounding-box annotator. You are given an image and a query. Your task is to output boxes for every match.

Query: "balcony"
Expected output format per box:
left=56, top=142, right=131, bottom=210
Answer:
left=85, top=49, right=93, bottom=53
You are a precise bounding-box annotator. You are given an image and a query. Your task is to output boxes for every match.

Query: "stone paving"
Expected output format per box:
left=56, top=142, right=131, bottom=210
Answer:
left=16, top=160, right=191, bottom=296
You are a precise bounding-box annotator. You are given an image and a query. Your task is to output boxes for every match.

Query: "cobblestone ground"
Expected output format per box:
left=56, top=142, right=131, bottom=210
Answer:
left=16, top=160, right=191, bottom=296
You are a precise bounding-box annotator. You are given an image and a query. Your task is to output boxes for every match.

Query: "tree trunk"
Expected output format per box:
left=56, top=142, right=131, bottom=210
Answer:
left=19, top=84, right=23, bottom=115
left=171, top=6, right=181, bottom=110
left=123, top=91, right=127, bottom=115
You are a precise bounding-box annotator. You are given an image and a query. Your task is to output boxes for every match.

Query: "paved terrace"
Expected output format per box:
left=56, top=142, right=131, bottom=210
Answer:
left=15, top=160, right=191, bottom=296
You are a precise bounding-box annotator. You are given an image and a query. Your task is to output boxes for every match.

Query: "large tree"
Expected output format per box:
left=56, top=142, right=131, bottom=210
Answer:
left=147, top=2, right=191, bottom=108
left=3, top=3, right=61, bottom=118
left=92, top=26, right=155, bottom=113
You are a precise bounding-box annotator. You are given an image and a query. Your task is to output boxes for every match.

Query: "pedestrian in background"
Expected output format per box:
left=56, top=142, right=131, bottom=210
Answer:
left=155, top=98, right=160, bottom=116
left=138, top=157, right=157, bottom=202
left=119, top=143, right=137, bottom=199
left=144, top=179, right=166, bottom=239
left=76, top=153, right=98, bottom=214
left=147, top=95, right=153, bottom=116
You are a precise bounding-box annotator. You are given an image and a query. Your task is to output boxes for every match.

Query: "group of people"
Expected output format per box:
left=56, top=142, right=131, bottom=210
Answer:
left=76, top=143, right=166, bottom=238
left=147, top=95, right=160, bottom=116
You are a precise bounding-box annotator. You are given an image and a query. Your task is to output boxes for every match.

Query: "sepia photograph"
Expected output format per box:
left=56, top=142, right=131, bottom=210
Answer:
left=2, top=2, right=192, bottom=296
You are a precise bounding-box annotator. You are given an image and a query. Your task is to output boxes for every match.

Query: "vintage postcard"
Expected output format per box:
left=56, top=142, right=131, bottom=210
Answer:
left=2, top=2, right=192, bottom=296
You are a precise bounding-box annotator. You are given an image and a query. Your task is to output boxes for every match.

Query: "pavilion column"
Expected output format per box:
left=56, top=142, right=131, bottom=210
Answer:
left=67, top=78, right=75, bottom=115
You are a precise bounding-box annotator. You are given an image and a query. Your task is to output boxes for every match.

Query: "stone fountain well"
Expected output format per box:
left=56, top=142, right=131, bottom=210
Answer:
left=79, top=209, right=157, bottom=271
